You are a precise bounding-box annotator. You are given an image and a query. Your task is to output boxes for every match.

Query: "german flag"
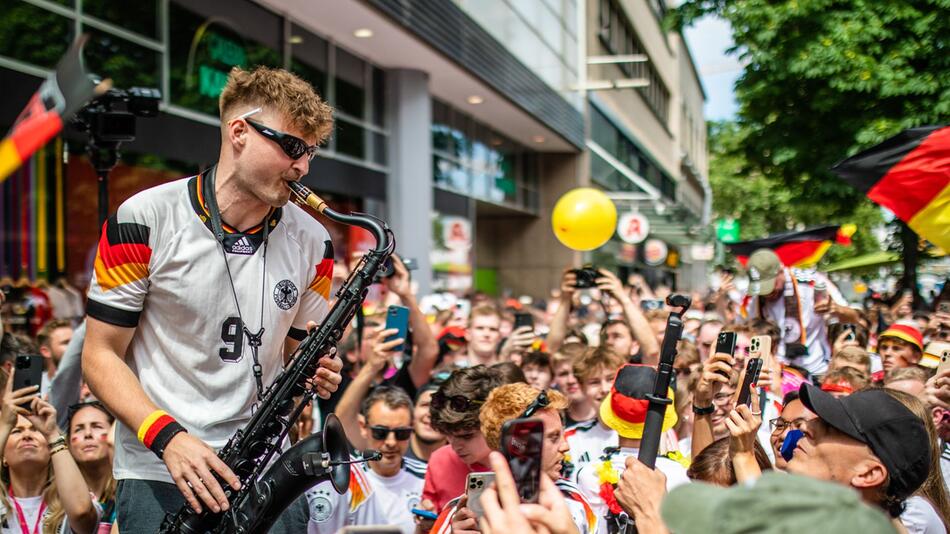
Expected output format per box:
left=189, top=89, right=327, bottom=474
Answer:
left=831, top=126, right=950, bottom=251
left=308, top=240, right=334, bottom=301
left=94, top=215, right=152, bottom=291
left=0, top=36, right=101, bottom=183
left=727, top=224, right=856, bottom=268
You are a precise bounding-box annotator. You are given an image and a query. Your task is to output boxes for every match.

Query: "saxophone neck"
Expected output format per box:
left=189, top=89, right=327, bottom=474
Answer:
left=288, top=181, right=394, bottom=254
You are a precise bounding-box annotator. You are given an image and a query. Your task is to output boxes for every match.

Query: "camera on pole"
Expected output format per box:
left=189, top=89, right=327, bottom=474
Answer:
left=71, top=81, right=161, bottom=228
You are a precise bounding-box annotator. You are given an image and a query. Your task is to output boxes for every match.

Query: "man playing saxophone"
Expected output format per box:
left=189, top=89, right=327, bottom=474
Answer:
left=81, top=66, right=344, bottom=532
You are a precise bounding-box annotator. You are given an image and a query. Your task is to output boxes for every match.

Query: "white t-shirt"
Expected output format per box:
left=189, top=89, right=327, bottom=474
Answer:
left=575, top=447, right=690, bottom=534
left=565, top=420, right=618, bottom=479
left=901, top=496, right=945, bottom=534
left=306, top=461, right=387, bottom=533
left=746, top=269, right=845, bottom=376
left=86, top=173, right=333, bottom=483
left=1, top=495, right=43, bottom=534
left=362, top=460, right=426, bottom=534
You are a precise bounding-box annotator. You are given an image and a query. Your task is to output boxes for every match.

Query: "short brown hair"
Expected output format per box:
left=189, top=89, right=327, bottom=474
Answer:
left=479, top=383, right=568, bottom=450
left=468, top=304, right=501, bottom=327
left=831, top=346, right=871, bottom=374
left=36, top=319, right=71, bottom=349
left=219, top=66, right=334, bottom=144
left=429, top=365, right=503, bottom=434
left=884, top=366, right=930, bottom=386
left=552, top=342, right=586, bottom=369
left=572, top=346, right=626, bottom=384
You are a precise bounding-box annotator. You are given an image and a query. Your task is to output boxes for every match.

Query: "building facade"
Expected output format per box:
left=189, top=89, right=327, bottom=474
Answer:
left=0, top=0, right=707, bottom=300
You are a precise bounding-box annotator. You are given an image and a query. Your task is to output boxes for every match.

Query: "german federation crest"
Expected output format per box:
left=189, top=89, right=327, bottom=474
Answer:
left=274, top=279, right=298, bottom=310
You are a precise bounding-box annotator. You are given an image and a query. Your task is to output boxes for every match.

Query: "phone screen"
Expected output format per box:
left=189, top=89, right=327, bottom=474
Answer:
left=514, top=312, right=534, bottom=331
left=500, top=418, right=543, bottom=503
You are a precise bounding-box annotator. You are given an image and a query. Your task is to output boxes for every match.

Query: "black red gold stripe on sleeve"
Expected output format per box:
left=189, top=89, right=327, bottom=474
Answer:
left=94, top=215, right=152, bottom=291
left=832, top=126, right=950, bottom=251
left=308, top=240, right=334, bottom=300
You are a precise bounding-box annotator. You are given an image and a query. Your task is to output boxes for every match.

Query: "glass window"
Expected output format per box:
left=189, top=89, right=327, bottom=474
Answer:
left=334, top=48, right=365, bottom=119
left=335, top=118, right=365, bottom=160
left=372, top=132, right=387, bottom=166
left=83, top=28, right=160, bottom=89
left=290, top=24, right=327, bottom=98
left=168, top=0, right=282, bottom=117
left=84, top=0, right=160, bottom=39
left=0, top=1, right=72, bottom=70
left=371, top=67, right=386, bottom=127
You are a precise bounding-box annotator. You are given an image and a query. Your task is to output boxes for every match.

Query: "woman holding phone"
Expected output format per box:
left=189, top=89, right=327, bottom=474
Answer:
left=0, top=371, right=100, bottom=534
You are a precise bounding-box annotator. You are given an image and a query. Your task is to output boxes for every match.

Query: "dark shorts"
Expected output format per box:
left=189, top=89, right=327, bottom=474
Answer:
left=116, top=479, right=309, bottom=533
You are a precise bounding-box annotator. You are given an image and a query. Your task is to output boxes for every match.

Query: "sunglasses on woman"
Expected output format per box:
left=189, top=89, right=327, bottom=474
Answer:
left=369, top=425, right=413, bottom=441
left=233, top=107, right=319, bottom=161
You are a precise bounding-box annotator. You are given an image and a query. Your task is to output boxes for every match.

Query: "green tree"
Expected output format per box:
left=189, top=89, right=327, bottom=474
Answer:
left=672, top=0, right=949, bottom=279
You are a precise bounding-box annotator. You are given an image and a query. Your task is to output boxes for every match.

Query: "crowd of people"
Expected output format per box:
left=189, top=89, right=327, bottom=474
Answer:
left=0, top=64, right=948, bottom=534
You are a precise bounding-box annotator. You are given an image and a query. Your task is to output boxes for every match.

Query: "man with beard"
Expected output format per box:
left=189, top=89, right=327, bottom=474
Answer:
left=306, top=387, right=424, bottom=534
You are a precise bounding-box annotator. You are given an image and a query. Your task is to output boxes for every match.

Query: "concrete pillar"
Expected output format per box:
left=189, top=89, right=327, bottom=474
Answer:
left=386, top=69, right=433, bottom=296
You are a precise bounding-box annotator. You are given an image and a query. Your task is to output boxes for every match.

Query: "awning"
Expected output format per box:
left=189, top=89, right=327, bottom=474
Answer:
left=822, top=251, right=900, bottom=273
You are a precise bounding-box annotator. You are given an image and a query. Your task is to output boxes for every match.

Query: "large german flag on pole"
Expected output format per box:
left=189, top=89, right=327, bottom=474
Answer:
left=726, top=224, right=856, bottom=268
left=831, top=126, right=950, bottom=251
left=0, top=35, right=104, bottom=184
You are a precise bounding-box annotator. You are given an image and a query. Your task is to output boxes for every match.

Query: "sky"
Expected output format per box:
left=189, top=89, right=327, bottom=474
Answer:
left=681, top=16, right=741, bottom=122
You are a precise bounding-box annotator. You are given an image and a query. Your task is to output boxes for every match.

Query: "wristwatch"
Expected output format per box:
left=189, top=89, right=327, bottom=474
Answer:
left=692, top=404, right=715, bottom=416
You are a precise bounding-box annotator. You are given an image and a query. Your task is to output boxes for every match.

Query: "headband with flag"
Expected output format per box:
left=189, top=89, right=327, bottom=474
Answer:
left=726, top=224, right=856, bottom=268
left=0, top=35, right=104, bottom=184
left=831, top=126, right=950, bottom=251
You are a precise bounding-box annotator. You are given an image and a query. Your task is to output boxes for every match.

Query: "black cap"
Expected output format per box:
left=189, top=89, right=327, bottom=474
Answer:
left=798, top=383, right=930, bottom=501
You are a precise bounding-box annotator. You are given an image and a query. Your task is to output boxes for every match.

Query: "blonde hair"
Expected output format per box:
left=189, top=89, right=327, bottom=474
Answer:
left=572, top=346, right=627, bottom=384
left=219, top=66, right=334, bottom=144
left=832, top=346, right=872, bottom=374
left=479, top=384, right=568, bottom=450
left=552, top=342, right=586, bottom=368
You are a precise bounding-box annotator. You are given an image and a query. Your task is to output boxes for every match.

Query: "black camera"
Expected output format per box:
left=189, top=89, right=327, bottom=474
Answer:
left=571, top=266, right=602, bottom=289
left=73, top=84, right=161, bottom=143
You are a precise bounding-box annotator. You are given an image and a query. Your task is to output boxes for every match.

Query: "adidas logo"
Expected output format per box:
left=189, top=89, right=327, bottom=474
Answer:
left=230, top=236, right=254, bottom=254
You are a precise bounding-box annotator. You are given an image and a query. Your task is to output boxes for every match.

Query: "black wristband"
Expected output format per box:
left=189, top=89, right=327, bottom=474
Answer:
left=692, top=404, right=715, bottom=416
left=150, top=422, right=187, bottom=459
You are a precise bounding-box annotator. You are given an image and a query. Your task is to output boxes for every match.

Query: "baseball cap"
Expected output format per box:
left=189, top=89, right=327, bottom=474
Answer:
left=879, top=321, right=924, bottom=352
left=798, top=383, right=930, bottom=501
left=661, top=472, right=895, bottom=534
left=746, top=248, right=782, bottom=296
left=600, top=364, right=676, bottom=439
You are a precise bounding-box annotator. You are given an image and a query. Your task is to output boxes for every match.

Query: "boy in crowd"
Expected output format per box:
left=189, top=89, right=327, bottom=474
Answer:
left=574, top=365, right=690, bottom=533
left=878, top=321, right=925, bottom=374
left=564, top=347, right=627, bottom=472
left=521, top=352, right=553, bottom=391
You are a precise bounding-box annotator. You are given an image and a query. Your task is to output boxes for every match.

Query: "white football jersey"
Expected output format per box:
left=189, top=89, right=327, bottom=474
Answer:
left=362, top=459, right=426, bottom=534
left=565, top=419, right=618, bottom=479
left=86, top=173, right=333, bottom=483
left=306, top=461, right=385, bottom=534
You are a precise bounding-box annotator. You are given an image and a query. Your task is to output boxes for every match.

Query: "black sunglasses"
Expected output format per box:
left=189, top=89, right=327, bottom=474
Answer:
left=431, top=390, right=484, bottom=412
left=369, top=425, right=413, bottom=441
left=245, top=119, right=318, bottom=161
left=520, top=389, right=550, bottom=418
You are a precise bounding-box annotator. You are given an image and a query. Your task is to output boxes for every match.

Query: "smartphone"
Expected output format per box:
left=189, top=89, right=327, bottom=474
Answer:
left=937, top=349, right=950, bottom=376
left=514, top=312, right=534, bottom=331
left=500, top=417, right=543, bottom=504
left=714, top=332, right=737, bottom=378
left=640, top=299, right=664, bottom=312
left=410, top=508, right=438, bottom=521
left=938, top=301, right=950, bottom=314
left=734, top=358, right=764, bottom=407
left=384, top=305, right=410, bottom=353
left=750, top=335, right=773, bottom=371
left=465, top=472, right=496, bottom=517
left=13, top=355, right=44, bottom=407
left=401, top=257, right=418, bottom=271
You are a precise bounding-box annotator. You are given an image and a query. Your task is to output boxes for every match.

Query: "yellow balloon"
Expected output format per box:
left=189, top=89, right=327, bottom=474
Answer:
left=551, top=188, right=618, bottom=251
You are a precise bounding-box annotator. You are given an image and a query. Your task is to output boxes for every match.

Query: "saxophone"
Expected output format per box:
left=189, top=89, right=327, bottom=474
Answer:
left=160, top=182, right=396, bottom=533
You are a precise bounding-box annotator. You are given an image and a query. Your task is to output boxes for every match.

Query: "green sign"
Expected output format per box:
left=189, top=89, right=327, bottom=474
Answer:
left=716, top=218, right=741, bottom=243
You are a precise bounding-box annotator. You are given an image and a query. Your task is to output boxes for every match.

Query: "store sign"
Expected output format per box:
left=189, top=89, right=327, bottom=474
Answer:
left=188, top=21, right=247, bottom=99
left=716, top=218, right=741, bottom=243
left=690, top=244, right=715, bottom=261
left=442, top=217, right=472, bottom=251
left=617, top=212, right=650, bottom=244
left=644, top=239, right=668, bottom=266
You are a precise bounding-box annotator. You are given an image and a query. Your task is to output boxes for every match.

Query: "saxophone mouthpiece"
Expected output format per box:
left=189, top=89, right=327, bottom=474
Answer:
left=288, top=181, right=327, bottom=213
